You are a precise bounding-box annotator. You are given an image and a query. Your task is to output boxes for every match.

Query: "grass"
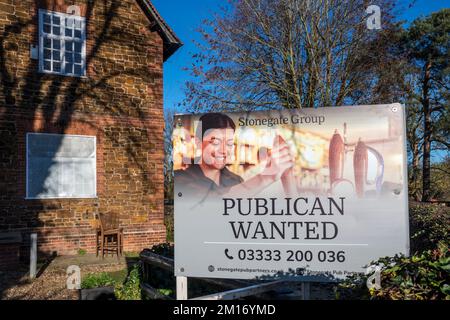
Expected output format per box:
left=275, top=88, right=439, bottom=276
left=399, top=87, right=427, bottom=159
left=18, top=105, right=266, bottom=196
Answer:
left=81, top=268, right=128, bottom=289
left=81, top=268, right=129, bottom=289
left=81, top=272, right=116, bottom=289
left=108, top=269, right=128, bottom=283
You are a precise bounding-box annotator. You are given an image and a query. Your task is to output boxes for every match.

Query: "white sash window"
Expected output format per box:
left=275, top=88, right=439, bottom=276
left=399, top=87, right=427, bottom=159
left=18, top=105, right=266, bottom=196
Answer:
left=39, top=9, right=86, bottom=77
left=26, top=133, right=96, bottom=199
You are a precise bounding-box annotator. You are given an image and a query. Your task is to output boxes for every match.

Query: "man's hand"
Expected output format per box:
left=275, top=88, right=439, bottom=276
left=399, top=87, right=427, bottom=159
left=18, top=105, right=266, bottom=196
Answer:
left=226, top=135, right=296, bottom=197
left=260, top=135, right=294, bottom=181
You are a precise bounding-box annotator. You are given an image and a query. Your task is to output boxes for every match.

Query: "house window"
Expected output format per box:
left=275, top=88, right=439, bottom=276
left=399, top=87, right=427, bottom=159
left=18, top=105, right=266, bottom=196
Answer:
left=26, top=133, right=96, bottom=199
left=38, top=9, right=86, bottom=77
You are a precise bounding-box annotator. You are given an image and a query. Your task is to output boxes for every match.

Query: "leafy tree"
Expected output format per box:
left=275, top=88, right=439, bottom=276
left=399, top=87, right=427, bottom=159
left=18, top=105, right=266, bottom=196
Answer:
left=403, top=9, right=450, bottom=202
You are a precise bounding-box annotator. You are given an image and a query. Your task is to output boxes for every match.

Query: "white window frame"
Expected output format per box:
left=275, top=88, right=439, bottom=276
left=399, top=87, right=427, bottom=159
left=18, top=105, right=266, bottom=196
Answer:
left=38, top=9, right=86, bottom=77
left=26, top=133, right=97, bottom=199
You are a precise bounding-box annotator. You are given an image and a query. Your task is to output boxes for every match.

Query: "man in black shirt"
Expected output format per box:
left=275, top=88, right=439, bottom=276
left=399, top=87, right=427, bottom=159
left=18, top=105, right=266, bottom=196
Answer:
left=175, top=113, right=294, bottom=205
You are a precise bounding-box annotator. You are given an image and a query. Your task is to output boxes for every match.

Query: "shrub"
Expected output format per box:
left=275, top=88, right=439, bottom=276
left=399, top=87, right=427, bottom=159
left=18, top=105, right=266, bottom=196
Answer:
left=336, top=242, right=450, bottom=300
left=114, top=263, right=143, bottom=300
left=157, top=288, right=173, bottom=296
left=409, top=202, right=449, bottom=254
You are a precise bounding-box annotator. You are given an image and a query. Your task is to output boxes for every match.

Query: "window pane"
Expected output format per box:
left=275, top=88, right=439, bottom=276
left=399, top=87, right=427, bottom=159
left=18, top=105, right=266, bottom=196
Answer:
left=74, top=42, right=82, bottom=53
left=47, top=162, right=63, bottom=197
left=65, top=63, right=73, bottom=74
left=74, top=53, right=81, bottom=63
left=53, top=61, right=61, bottom=72
left=53, top=39, right=61, bottom=50
left=43, top=24, right=51, bottom=34
left=74, top=160, right=95, bottom=196
left=52, top=26, right=60, bottom=35
left=73, top=19, right=82, bottom=29
left=44, top=60, right=51, bottom=71
left=53, top=50, right=60, bottom=61
left=65, top=28, right=72, bottom=37
left=53, top=16, right=60, bottom=25
left=43, top=14, right=51, bottom=24
left=44, top=38, right=51, bottom=48
left=74, top=64, right=82, bottom=76
left=60, top=161, right=74, bottom=196
left=27, top=134, right=96, bottom=198
left=65, top=52, right=73, bottom=63
left=28, top=157, right=55, bottom=198
left=28, top=134, right=62, bottom=156
left=65, top=41, right=73, bottom=51
left=74, top=29, right=82, bottom=39
left=44, top=49, right=51, bottom=59
left=66, top=17, right=73, bottom=28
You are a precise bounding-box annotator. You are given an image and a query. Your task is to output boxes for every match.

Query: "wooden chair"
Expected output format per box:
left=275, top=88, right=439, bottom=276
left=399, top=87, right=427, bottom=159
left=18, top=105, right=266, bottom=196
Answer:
left=96, top=212, right=123, bottom=259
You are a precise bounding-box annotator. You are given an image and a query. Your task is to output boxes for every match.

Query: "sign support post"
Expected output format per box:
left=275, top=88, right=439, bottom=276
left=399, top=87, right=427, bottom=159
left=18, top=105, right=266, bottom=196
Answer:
left=176, top=276, right=188, bottom=300
left=301, top=282, right=310, bottom=300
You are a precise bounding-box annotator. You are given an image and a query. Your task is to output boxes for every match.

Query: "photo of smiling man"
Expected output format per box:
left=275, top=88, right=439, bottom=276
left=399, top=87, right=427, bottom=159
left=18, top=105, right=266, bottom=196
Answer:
left=174, top=113, right=295, bottom=206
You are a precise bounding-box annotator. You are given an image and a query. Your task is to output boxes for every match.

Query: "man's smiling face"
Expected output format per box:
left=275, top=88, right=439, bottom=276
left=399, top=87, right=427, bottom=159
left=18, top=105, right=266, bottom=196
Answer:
left=201, top=128, right=235, bottom=170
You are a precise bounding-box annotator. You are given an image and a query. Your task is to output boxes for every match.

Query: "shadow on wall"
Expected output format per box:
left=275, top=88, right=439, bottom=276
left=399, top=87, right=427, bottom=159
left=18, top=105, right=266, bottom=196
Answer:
left=0, top=0, right=165, bottom=296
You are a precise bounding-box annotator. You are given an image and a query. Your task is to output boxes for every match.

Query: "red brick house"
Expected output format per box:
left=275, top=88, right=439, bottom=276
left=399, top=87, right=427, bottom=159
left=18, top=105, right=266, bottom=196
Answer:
left=0, top=0, right=181, bottom=266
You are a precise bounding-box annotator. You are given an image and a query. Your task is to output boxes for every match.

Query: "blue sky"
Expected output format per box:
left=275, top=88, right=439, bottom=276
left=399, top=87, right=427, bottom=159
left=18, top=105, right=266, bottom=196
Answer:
left=152, top=0, right=449, bottom=114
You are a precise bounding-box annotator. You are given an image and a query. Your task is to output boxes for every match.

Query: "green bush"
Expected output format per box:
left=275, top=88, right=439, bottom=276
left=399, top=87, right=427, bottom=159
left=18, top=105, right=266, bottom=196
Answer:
left=157, top=288, right=173, bottom=296
left=335, top=202, right=449, bottom=300
left=336, top=242, right=450, bottom=300
left=409, top=203, right=449, bottom=254
left=114, top=263, right=143, bottom=300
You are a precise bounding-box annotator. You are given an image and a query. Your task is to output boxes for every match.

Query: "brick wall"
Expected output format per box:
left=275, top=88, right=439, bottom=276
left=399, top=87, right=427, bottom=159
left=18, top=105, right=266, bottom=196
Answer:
left=0, top=244, right=21, bottom=269
left=0, top=0, right=167, bottom=257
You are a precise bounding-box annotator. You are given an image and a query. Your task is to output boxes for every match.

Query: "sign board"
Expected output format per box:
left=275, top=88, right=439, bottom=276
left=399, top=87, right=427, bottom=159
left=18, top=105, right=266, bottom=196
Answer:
left=173, top=104, right=409, bottom=280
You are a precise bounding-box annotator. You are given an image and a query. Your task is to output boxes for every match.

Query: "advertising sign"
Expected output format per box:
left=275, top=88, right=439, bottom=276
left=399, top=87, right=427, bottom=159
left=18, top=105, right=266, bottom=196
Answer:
left=173, top=104, right=409, bottom=280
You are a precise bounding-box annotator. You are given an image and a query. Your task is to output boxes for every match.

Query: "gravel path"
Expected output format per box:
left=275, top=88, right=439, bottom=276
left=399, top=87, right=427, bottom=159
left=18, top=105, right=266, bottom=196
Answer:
left=0, top=257, right=126, bottom=300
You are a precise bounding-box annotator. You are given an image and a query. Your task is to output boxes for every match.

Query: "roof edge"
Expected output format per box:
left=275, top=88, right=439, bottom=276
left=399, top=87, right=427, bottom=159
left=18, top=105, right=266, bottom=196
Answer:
left=138, top=0, right=183, bottom=61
